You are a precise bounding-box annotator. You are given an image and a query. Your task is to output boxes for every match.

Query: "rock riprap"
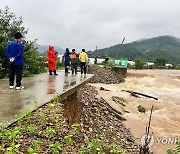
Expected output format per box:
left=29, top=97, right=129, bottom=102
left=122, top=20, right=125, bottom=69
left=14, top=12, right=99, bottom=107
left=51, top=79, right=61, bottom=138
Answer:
left=88, top=65, right=123, bottom=84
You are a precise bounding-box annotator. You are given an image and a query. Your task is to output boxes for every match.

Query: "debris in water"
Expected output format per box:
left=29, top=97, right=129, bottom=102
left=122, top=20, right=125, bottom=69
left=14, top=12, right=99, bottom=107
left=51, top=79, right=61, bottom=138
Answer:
left=99, top=97, right=126, bottom=121
left=100, top=87, right=110, bottom=91
left=112, top=96, right=127, bottom=106
left=112, top=96, right=130, bottom=113
left=122, top=90, right=158, bottom=100
left=137, top=105, right=146, bottom=113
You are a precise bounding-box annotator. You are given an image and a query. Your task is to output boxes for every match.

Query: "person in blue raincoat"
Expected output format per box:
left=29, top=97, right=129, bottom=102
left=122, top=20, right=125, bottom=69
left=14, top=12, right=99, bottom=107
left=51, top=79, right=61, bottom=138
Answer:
left=6, top=32, right=24, bottom=90
left=63, top=48, right=71, bottom=75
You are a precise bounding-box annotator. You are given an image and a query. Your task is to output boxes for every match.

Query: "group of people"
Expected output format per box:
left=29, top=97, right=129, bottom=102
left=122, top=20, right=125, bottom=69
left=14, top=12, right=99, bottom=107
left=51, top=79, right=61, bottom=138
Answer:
left=47, top=46, right=88, bottom=76
left=6, top=32, right=89, bottom=90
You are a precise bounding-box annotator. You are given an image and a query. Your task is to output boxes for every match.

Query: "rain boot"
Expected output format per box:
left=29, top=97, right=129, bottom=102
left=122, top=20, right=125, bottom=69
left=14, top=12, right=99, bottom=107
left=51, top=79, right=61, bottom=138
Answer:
left=49, top=70, right=53, bottom=75
left=65, top=67, right=68, bottom=75
left=54, top=70, right=58, bottom=75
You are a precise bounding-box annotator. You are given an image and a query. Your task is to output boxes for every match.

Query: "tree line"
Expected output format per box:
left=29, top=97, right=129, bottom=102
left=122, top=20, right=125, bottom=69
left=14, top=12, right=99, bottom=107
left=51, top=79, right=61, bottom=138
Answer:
left=0, top=7, right=47, bottom=79
left=133, top=58, right=180, bottom=69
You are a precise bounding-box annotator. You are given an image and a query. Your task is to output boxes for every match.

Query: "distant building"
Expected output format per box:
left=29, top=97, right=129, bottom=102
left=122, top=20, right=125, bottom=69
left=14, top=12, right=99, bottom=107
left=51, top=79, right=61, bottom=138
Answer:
left=165, top=63, right=173, bottom=67
left=146, top=62, right=154, bottom=66
left=128, top=61, right=135, bottom=65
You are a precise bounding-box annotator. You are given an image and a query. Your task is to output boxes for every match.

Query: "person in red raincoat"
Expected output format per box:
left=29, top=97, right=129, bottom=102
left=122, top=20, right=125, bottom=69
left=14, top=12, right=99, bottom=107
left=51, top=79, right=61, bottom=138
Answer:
left=47, top=46, right=58, bottom=75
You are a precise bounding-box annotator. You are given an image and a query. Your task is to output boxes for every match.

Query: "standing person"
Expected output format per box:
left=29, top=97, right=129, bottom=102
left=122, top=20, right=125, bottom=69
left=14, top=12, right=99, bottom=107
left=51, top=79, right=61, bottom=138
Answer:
left=79, top=49, right=88, bottom=77
left=70, top=49, right=78, bottom=74
left=47, top=46, right=58, bottom=75
left=6, top=32, right=24, bottom=90
left=94, top=56, right=97, bottom=64
left=63, top=48, right=71, bottom=75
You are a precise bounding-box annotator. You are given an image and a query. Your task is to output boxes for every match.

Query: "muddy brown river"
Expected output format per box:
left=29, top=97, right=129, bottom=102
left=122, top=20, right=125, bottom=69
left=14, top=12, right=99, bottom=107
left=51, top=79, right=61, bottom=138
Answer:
left=91, top=69, right=180, bottom=154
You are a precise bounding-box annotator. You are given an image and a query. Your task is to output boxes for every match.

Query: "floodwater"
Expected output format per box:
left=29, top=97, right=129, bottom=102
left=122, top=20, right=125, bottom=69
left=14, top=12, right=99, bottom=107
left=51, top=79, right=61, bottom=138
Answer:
left=0, top=71, right=93, bottom=126
left=91, top=69, right=180, bottom=154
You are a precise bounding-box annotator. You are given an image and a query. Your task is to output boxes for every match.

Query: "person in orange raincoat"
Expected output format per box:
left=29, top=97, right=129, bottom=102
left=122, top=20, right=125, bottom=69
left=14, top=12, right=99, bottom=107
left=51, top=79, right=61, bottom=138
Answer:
left=47, top=46, right=58, bottom=75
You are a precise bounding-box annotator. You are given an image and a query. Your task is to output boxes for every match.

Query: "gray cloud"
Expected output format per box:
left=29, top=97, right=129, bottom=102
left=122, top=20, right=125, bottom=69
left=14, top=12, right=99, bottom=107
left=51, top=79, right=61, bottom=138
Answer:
left=1, top=0, right=180, bottom=51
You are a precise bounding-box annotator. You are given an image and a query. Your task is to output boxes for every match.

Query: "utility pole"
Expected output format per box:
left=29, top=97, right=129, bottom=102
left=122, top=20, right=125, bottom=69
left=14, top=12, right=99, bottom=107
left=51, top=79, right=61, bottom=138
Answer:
left=115, top=37, right=125, bottom=59
left=140, top=105, right=154, bottom=154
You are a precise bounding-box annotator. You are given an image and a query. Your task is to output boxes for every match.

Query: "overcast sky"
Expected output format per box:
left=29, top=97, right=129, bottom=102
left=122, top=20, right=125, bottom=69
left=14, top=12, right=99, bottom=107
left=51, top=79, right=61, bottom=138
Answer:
left=1, top=0, right=180, bottom=51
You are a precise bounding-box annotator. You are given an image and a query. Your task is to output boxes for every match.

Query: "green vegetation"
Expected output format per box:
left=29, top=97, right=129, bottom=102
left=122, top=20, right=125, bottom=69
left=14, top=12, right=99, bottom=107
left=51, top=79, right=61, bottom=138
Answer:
left=64, top=134, right=74, bottom=145
left=167, top=142, right=180, bottom=154
left=0, top=98, right=126, bottom=153
left=79, top=137, right=126, bottom=154
left=44, top=127, right=56, bottom=139
left=7, top=143, right=21, bottom=154
left=56, top=61, right=64, bottom=70
left=87, top=35, right=180, bottom=65
left=154, top=58, right=167, bottom=67
left=27, top=124, right=37, bottom=134
left=51, top=141, right=62, bottom=154
left=39, top=112, right=48, bottom=121
left=27, top=147, right=36, bottom=154
left=71, top=123, right=80, bottom=131
left=0, top=7, right=47, bottom=79
left=135, top=59, right=145, bottom=69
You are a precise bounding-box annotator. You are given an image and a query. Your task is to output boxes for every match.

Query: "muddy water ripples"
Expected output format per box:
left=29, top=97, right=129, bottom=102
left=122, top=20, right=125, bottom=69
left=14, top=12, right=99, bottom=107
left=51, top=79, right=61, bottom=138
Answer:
left=91, top=69, right=180, bottom=154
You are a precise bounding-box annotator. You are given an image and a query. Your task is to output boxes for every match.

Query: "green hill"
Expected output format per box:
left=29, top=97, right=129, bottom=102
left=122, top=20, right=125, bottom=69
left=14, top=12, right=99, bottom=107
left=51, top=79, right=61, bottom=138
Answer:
left=34, top=43, right=65, bottom=54
left=88, top=35, right=180, bottom=64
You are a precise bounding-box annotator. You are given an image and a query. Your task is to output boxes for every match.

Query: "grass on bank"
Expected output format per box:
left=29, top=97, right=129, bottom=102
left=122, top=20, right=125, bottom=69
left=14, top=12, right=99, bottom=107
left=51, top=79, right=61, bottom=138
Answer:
left=0, top=96, right=126, bottom=154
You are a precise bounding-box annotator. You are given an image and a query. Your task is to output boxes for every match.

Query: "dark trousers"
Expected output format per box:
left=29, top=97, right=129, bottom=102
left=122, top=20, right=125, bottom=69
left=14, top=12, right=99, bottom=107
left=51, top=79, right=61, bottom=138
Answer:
left=49, top=70, right=53, bottom=75
left=49, top=70, right=57, bottom=75
left=71, top=63, right=77, bottom=74
left=9, top=64, right=23, bottom=87
left=80, top=62, right=86, bottom=74
left=65, top=66, right=69, bottom=74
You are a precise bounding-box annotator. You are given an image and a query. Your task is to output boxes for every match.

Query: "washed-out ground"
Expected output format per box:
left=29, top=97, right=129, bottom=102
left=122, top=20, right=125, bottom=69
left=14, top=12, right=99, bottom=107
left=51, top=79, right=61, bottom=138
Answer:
left=90, top=69, right=180, bottom=154
left=1, top=65, right=179, bottom=153
left=0, top=85, right=140, bottom=153
left=0, top=66, right=140, bottom=153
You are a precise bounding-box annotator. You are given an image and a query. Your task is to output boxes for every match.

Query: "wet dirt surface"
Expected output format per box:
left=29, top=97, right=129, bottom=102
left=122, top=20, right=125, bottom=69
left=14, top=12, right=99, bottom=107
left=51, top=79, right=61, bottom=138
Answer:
left=91, top=69, right=180, bottom=154
left=0, top=71, right=93, bottom=125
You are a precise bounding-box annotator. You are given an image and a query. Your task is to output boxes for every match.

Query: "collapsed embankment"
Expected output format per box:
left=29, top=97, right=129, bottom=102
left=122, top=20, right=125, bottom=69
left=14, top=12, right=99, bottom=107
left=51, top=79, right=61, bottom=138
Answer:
left=0, top=65, right=140, bottom=153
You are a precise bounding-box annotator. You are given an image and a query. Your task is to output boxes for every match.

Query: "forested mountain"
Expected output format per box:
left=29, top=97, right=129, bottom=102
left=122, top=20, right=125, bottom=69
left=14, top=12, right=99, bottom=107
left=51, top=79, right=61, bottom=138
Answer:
left=88, top=35, right=180, bottom=64
left=34, top=43, right=65, bottom=54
